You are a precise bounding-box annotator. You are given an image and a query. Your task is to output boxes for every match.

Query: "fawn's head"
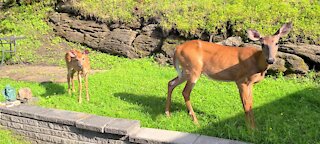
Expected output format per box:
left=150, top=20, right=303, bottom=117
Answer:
left=247, top=22, right=292, bottom=64
left=66, top=49, right=90, bottom=69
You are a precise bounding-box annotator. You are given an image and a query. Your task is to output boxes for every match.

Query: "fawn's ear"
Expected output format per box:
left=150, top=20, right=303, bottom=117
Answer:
left=68, top=51, right=76, bottom=57
left=83, top=50, right=89, bottom=55
left=66, top=51, right=76, bottom=62
left=247, top=29, right=261, bottom=41
left=274, top=22, right=292, bottom=37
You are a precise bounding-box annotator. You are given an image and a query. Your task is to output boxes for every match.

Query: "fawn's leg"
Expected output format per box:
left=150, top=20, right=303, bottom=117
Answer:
left=71, top=70, right=76, bottom=93
left=78, top=71, right=82, bottom=103
left=85, top=73, right=89, bottom=101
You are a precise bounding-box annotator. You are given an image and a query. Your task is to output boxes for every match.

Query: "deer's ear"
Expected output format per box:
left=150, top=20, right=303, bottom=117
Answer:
left=274, top=22, right=292, bottom=37
left=83, top=50, right=89, bottom=55
left=247, top=29, right=261, bottom=41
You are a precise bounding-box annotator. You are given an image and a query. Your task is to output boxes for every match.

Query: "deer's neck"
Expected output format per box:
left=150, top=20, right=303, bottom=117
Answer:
left=256, top=50, right=269, bottom=73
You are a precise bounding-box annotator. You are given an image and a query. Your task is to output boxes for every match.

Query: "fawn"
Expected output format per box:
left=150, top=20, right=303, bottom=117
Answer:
left=65, top=49, right=90, bottom=103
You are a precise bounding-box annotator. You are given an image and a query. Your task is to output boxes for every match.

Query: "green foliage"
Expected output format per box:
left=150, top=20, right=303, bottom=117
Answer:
left=1, top=56, right=319, bottom=143
left=0, top=4, right=52, bottom=63
left=74, top=0, right=137, bottom=23
left=73, top=0, right=320, bottom=43
left=0, top=127, right=30, bottom=144
left=2, top=0, right=56, bottom=7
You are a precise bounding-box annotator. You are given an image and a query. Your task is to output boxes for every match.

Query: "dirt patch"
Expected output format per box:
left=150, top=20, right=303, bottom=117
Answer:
left=0, top=65, right=104, bottom=83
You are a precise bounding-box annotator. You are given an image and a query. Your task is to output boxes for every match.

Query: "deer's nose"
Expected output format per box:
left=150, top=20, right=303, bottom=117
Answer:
left=78, top=63, right=83, bottom=69
left=266, top=58, right=275, bottom=64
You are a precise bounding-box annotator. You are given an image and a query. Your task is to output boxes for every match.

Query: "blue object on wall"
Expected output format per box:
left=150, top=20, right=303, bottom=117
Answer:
left=2, top=85, right=16, bottom=101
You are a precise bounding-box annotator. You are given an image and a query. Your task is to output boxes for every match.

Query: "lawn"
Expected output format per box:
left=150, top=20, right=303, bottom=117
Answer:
left=0, top=126, right=30, bottom=144
left=0, top=54, right=319, bottom=143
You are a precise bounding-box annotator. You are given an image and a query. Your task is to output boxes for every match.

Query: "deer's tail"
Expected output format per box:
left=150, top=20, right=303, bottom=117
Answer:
left=173, top=52, right=182, bottom=79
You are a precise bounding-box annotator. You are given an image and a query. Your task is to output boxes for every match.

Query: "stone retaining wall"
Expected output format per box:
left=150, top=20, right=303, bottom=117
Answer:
left=0, top=105, right=246, bottom=144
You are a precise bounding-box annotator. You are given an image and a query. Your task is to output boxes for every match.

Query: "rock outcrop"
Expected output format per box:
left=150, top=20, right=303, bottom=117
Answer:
left=48, top=12, right=319, bottom=75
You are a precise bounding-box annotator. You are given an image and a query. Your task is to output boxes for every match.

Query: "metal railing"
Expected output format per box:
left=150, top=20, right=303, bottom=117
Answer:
left=0, top=36, right=25, bottom=65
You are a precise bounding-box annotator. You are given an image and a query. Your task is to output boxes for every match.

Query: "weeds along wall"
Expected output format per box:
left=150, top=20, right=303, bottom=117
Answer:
left=0, top=104, right=246, bottom=144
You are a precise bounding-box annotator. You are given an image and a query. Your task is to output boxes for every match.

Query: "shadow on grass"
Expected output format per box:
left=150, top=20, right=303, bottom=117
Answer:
left=39, top=81, right=66, bottom=97
left=113, top=92, right=212, bottom=120
left=192, top=87, right=320, bottom=143
left=115, top=87, right=320, bottom=143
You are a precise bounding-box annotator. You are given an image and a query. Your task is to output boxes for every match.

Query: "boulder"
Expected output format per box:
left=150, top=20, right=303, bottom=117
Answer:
left=104, top=28, right=137, bottom=45
left=99, top=29, right=138, bottom=58
left=217, top=36, right=243, bottom=47
left=17, top=88, right=33, bottom=103
left=279, top=43, right=320, bottom=70
left=133, top=34, right=161, bottom=57
left=141, top=24, right=163, bottom=38
left=49, top=12, right=110, bottom=49
left=154, top=53, right=170, bottom=65
left=157, top=35, right=186, bottom=64
left=269, top=52, right=309, bottom=74
left=50, top=12, right=141, bottom=58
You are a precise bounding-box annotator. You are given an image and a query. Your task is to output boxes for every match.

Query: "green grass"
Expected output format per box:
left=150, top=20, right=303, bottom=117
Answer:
left=0, top=127, right=30, bottom=144
left=0, top=55, right=319, bottom=143
left=73, top=0, right=320, bottom=43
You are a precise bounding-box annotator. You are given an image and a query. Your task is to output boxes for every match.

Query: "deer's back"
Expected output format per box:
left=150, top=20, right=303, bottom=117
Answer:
left=175, top=40, right=265, bottom=81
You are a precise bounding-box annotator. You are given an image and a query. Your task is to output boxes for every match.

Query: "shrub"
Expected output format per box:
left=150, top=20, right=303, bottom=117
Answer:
left=72, top=0, right=320, bottom=43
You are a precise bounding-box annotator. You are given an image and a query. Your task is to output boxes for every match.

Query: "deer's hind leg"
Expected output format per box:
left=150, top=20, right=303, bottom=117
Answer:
left=182, top=70, right=201, bottom=125
left=166, top=74, right=187, bottom=116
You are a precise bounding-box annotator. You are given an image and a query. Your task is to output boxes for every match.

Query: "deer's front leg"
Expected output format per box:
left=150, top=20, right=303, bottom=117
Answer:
left=78, top=72, right=82, bottom=103
left=236, top=82, right=255, bottom=129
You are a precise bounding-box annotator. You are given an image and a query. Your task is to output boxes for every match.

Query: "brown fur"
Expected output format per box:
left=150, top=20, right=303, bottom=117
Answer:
left=65, top=49, right=90, bottom=103
left=166, top=22, right=292, bottom=129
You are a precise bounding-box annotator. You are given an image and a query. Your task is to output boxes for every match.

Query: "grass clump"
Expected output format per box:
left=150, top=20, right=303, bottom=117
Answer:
left=73, top=0, right=137, bottom=23
left=0, top=127, right=30, bottom=144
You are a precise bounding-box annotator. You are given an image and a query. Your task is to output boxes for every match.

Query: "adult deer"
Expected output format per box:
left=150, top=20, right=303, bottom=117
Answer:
left=165, top=22, right=292, bottom=128
left=65, top=49, right=90, bottom=103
